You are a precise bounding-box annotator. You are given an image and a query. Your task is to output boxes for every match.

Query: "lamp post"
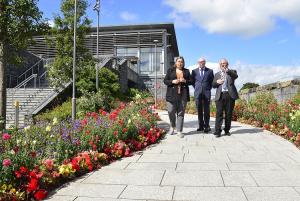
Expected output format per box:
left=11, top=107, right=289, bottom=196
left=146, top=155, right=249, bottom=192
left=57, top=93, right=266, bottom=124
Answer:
left=153, top=39, right=159, bottom=108
left=94, top=0, right=100, bottom=90
left=72, top=0, right=77, bottom=121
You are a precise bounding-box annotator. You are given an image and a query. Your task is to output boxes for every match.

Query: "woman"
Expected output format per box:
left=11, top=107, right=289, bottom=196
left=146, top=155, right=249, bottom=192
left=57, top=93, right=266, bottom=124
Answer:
left=163, top=56, right=192, bottom=138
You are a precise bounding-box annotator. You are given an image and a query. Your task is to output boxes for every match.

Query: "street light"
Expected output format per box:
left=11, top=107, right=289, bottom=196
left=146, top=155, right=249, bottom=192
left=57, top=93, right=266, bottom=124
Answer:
left=93, top=0, right=100, bottom=90
left=153, top=39, right=159, bottom=108
left=72, top=0, right=77, bottom=121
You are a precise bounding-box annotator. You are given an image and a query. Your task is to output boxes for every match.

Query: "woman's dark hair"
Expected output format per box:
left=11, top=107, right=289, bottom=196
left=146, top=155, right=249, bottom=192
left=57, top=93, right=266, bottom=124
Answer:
left=174, top=56, right=185, bottom=68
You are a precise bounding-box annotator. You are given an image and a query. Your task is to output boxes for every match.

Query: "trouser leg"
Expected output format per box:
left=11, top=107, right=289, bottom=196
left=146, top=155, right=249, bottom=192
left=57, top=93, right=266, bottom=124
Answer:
left=215, top=94, right=224, bottom=133
left=203, top=96, right=211, bottom=128
left=224, top=93, right=235, bottom=132
left=167, top=101, right=176, bottom=128
left=196, top=95, right=204, bottom=128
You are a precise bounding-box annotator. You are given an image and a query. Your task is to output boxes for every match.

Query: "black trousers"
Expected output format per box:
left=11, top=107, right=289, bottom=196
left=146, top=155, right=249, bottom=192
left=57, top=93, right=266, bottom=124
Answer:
left=195, top=94, right=210, bottom=129
left=215, top=92, right=235, bottom=133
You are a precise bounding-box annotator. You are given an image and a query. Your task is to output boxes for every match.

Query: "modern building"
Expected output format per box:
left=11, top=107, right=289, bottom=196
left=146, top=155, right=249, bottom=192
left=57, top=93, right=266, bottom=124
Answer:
left=5, top=23, right=179, bottom=127
left=27, top=23, right=179, bottom=98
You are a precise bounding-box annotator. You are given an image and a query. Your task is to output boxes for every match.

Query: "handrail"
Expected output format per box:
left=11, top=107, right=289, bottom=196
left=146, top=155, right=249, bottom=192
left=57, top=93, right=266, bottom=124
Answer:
left=38, top=71, right=47, bottom=87
left=15, top=74, right=37, bottom=89
left=17, top=59, right=44, bottom=84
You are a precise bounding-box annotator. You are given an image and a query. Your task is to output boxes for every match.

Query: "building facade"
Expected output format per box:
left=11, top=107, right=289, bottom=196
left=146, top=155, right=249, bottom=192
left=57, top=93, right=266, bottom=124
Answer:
left=27, top=23, right=179, bottom=98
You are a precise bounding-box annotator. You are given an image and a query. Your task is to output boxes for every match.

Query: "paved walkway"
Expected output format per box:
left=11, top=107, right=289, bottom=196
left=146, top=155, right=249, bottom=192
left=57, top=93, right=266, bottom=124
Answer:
left=46, top=110, right=300, bottom=201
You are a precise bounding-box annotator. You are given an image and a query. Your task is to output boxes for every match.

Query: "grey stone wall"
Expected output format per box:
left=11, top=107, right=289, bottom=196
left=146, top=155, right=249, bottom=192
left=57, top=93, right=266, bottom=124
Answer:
left=239, top=79, right=300, bottom=103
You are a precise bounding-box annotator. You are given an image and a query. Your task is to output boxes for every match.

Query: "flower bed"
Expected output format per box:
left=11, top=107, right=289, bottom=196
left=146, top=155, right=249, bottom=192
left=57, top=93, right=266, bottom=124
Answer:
left=0, top=100, right=165, bottom=200
left=233, top=92, right=300, bottom=146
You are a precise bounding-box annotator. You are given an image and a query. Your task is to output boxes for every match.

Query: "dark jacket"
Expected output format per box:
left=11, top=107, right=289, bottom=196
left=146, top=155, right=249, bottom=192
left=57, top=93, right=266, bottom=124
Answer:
left=164, top=67, right=192, bottom=102
left=191, top=67, right=214, bottom=99
left=212, top=69, right=239, bottom=101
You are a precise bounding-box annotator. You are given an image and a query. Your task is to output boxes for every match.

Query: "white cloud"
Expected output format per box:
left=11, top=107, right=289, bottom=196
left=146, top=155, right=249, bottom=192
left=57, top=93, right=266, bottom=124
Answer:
left=168, top=11, right=193, bottom=28
left=186, top=61, right=300, bottom=96
left=120, top=11, right=138, bottom=21
left=48, top=20, right=54, bottom=28
left=164, top=0, right=300, bottom=38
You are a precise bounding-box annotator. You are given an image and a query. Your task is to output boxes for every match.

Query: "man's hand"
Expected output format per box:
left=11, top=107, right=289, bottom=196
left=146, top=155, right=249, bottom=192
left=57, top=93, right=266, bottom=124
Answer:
left=216, top=79, right=224, bottom=84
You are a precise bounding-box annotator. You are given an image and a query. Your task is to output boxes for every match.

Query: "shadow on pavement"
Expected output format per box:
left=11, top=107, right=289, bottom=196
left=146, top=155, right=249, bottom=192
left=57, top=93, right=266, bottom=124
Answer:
left=230, top=128, right=264, bottom=134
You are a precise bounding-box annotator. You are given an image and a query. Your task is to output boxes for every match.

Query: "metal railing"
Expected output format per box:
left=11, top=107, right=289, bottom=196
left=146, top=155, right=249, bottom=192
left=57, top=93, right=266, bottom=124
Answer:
left=15, top=74, right=37, bottom=89
left=17, top=59, right=44, bottom=85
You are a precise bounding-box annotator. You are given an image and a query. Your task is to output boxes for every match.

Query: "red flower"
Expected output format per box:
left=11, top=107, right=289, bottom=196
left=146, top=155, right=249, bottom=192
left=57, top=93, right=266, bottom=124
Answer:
left=30, top=151, right=37, bottom=158
left=92, top=144, right=97, bottom=151
left=113, top=131, right=118, bottom=136
left=71, top=158, right=80, bottom=171
left=85, top=130, right=91, bottom=135
left=2, top=133, right=11, bottom=140
left=27, top=178, right=39, bottom=192
left=34, top=189, right=48, bottom=200
left=15, top=170, right=22, bottom=178
left=122, top=128, right=128, bottom=133
left=20, top=166, right=28, bottom=174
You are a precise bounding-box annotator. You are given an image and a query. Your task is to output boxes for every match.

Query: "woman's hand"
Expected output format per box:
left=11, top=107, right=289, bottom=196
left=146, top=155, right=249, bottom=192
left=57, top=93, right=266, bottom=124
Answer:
left=179, top=77, right=186, bottom=83
left=172, top=79, right=180, bottom=84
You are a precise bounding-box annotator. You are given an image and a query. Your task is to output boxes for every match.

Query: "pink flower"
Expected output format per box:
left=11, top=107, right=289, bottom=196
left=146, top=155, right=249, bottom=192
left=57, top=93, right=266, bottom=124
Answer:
left=3, top=159, right=12, bottom=167
left=2, top=133, right=11, bottom=140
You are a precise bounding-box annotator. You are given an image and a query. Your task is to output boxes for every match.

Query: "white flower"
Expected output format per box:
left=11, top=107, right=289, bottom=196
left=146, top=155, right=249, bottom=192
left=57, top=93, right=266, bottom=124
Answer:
left=24, top=125, right=30, bottom=131
left=32, top=140, right=37, bottom=145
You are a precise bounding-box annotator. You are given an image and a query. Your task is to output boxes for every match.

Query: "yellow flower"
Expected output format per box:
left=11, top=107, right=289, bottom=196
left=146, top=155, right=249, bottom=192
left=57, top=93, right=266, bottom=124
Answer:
left=46, top=125, right=51, bottom=132
left=53, top=117, right=58, bottom=125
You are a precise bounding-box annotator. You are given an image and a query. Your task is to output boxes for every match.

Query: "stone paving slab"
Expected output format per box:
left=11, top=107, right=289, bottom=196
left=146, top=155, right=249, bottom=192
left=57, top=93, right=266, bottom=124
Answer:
left=173, top=187, right=247, bottom=201
left=82, top=169, right=165, bottom=185
left=54, top=183, right=126, bottom=198
left=176, top=162, right=228, bottom=171
left=46, top=110, right=300, bottom=201
left=161, top=170, right=224, bottom=186
left=119, top=185, right=174, bottom=200
left=227, top=162, right=283, bottom=171
left=250, top=171, right=300, bottom=186
left=243, top=187, right=300, bottom=201
left=221, top=171, right=257, bottom=186
left=126, top=162, right=177, bottom=170
left=138, top=153, right=184, bottom=163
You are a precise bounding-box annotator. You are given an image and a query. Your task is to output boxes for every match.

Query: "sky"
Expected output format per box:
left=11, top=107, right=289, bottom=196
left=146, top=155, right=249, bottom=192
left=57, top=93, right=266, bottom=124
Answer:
left=38, top=0, right=300, bottom=89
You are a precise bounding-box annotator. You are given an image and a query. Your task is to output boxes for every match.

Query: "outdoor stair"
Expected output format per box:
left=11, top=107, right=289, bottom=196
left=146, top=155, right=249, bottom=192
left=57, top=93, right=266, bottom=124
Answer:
left=6, top=88, right=55, bottom=128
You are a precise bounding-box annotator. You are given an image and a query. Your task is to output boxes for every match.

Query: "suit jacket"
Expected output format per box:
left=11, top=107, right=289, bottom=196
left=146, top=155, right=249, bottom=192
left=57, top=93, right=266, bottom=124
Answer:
left=212, top=69, right=239, bottom=101
left=164, top=67, right=192, bottom=102
left=191, top=67, right=214, bottom=99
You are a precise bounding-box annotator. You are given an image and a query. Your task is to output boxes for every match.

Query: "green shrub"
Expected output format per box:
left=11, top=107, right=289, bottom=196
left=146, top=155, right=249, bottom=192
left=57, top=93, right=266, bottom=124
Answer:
left=77, top=90, right=112, bottom=117
left=34, top=99, right=72, bottom=122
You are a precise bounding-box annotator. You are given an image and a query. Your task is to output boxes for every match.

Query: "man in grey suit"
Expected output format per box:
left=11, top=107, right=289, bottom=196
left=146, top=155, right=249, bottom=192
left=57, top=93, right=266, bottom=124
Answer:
left=191, top=58, right=214, bottom=133
left=212, top=58, right=238, bottom=137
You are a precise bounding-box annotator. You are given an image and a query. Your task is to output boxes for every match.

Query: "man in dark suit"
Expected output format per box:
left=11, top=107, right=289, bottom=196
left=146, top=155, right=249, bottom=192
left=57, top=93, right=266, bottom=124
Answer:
left=191, top=58, right=214, bottom=133
left=212, top=58, right=239, bottom=137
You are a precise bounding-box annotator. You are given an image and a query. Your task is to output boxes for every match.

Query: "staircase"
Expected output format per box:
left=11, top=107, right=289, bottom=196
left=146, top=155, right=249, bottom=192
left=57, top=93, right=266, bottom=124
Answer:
left=6, top=88, right=55, bottom=128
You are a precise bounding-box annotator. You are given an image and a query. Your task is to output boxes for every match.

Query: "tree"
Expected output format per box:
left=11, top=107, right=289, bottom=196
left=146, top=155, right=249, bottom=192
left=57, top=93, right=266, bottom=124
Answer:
left=0, top=0, right=48, bottom=130
left=240, top=82, right=260, bottom=91
left=47, top=0, right=95, bottom=94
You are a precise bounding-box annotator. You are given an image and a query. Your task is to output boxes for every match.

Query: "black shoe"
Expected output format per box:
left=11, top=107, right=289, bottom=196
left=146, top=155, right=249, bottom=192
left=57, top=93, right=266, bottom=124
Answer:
left=225, top=131, right=231, bottom=136
left=214, top=132, right=221, bottom=136
left=204, top=127, right=211, bottom=133
left=197, top=127, right=204, bottom=131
